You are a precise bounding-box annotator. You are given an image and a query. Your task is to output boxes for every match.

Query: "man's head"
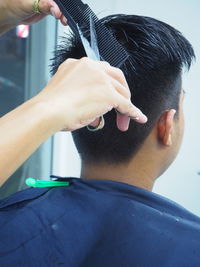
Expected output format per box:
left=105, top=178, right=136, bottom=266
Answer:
left=51, top=14, right=195, bottom=184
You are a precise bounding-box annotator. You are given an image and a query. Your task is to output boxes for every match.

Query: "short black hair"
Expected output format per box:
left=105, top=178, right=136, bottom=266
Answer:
left=51, top=14, right=195, bottom=164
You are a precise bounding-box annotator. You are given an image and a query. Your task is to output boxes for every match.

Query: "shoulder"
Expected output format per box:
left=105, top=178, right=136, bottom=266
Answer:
left=0, top=187, right=54, bottom=255
left=0, top=187, right=50, bottom=210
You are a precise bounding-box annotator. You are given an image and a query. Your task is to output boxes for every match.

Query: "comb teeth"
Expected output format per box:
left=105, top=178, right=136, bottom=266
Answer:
left=54, top=0, right=129, bottom=67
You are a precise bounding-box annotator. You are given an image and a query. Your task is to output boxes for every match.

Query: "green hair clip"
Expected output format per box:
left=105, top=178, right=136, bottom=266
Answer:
left=25, top=178, right=70, bottom=188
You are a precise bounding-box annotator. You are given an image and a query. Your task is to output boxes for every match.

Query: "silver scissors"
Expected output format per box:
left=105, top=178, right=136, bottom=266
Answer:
left=77, top=15, right=100, bottom=61
left=77, top=16, right=105, bottom=131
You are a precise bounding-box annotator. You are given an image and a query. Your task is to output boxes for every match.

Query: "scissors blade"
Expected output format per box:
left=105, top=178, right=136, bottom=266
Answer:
left=77, top=24, right=99, bottom=61
left=77, top=14, right=100, bottom=61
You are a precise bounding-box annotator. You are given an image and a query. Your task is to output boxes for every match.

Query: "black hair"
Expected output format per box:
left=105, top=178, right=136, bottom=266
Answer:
left=51, top=14, right=195, bottom=164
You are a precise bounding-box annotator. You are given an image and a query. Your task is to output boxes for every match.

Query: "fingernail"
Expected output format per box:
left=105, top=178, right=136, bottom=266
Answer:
left=50, top=7, right=56, bottom=17
left=130, top=114, right=148, bottom=123
left=130, top=117, right=140, bottom=121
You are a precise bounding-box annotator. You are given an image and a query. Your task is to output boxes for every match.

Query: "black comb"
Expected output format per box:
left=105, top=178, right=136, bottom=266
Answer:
left=54, top=0, right=129, bottom=67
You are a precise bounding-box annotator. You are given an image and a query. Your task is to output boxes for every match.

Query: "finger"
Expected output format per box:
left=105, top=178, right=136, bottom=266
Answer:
left=108, top=77, right=147, bottom=123
left=113, top=95, right=147, bottom=124
left=89, top=118, right=101, bottom=128
left=57, top=58, right=78, bottom=72
left=109, top=77, right=131, bottom=100
left=107, top=67, right=129, bottom=92
left=40, top=0, right=61, bottom=17
left=116, top=113, right=130, bottom=132
left=60, top=14, right=68, bottom=25
left=100, top=62, right=131, bottom=99
left=50, top=6, right=62, bottom=19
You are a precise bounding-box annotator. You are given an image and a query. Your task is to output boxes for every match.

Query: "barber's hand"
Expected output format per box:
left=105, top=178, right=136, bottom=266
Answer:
left=4, top=0, right=67, bottom=26
left=37, top=58, right=147, bottom=132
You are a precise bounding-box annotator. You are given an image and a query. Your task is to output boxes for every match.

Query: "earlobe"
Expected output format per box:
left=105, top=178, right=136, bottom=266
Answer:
left=165, top=134, right=172, bottom=146
left=157, top=109, right=176, bottom=146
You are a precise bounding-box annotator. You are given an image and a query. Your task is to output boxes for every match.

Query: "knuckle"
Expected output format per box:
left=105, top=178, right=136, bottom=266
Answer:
left=118, top=69, right=124, bottom=77
left=100, top=61, right=111, bottom=68
left=80, top=57, right=96, bottom=69
left=66, top=58, right=77, bottom=63
left=58, top=63, right=64, bottom=71
left=60, top=58, right=76, bottom=68
left=80, top=57, right=90, bottom=63
left=113, top=67, right=124, bottom=77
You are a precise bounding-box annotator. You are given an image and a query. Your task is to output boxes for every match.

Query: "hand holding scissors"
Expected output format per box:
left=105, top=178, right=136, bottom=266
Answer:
left=77, top=16, right=144, bottom=131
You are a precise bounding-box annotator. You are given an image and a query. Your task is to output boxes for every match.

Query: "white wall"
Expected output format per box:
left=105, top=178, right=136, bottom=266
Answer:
left=53, top=0, right=200, bottom=215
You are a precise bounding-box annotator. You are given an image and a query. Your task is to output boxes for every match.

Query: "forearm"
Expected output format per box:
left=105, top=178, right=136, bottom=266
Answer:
left=0, top=1, right=13, bottom=32
left=0, top=97, right=59, bottom=185
left=0, top=0, right=32, bottom=35
left=0, top=57, right=147, bottom=186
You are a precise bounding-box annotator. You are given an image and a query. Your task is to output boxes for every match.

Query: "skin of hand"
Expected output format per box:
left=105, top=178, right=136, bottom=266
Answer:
left=0, top=0, right=146, bottom=132
left=0, top=58, right=147, bottom=185
left=37, top=57, right=147, bottom=132
left=0, top=0, right=147, bottom=182
left=0, top=0, right=67, bottom=34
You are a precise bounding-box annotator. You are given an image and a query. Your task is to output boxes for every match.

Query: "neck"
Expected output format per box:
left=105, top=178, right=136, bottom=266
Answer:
left=80, top=128, right=168, bottom=191
left=80, top=156, right=157, bottom=191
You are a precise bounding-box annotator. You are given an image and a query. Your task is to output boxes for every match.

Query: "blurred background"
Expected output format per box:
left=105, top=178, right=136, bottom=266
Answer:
left=0, top=0, right=199, bottom=216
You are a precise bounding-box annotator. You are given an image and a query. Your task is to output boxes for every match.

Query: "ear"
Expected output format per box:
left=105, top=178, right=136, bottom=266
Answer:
left=157, top=109, right=176, bottom=146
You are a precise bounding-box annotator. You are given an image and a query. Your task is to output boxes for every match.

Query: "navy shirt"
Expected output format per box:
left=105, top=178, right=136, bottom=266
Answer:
left=0, top=178, right=200, bottom=266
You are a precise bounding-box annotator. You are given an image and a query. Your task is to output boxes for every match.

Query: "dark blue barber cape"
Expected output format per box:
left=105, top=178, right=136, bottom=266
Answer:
left=0, top=178, right=200, bottom=266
